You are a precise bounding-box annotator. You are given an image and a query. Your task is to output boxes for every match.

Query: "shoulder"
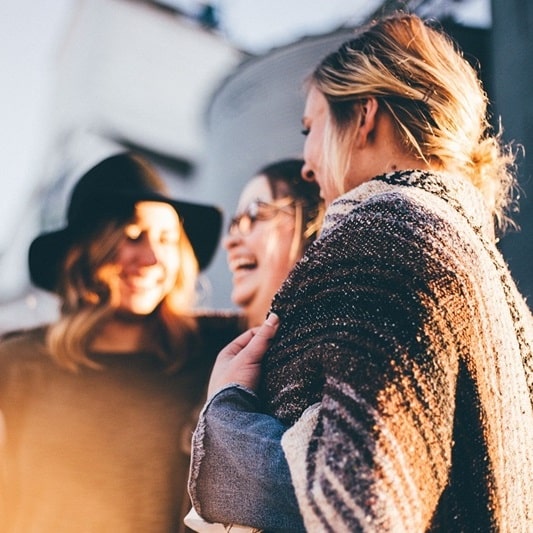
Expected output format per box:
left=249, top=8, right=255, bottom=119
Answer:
left=317, top=186, right=461, bottom=270
left=192, top=311, right=246, bottom=353
left=194, top=310, right=245, bottom=334
left=278, top=183, right=467, bottom=317
left=0, top=326, right=47, bottom=353
left=0, top=326, right=50, bottom=385
left=323, top=170, right=472, bottom=233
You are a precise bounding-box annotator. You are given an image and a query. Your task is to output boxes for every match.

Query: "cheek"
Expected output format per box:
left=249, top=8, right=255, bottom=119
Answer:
left=307, top=127, right=322, bottom=156
left=162, top=249, right=181, bottom=278
left=303, top=136, right=314, bottom=164
left=113, top=241, right=131, bottom=266
left=245, top=225, right=273, bottom=252
left=248, top=222, right=296, bottom=266
left=263, top=225, right=296, bottom=265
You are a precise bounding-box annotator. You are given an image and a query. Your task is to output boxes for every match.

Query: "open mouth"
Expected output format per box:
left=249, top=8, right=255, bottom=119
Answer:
left=121, top=274, right=162, bottom=292
left=125, top=283, right=157, bottom=294
left=229, top=256, right=258, bottom=273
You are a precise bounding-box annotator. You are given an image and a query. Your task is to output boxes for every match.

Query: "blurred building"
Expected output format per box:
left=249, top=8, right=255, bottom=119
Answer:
left=199, top=28, right=358, bottom=307
left=492, top=0, right=533, bottom=306
left=1, top=0, right=530, bottom=334
left=0, top=0, right=243, bottom=332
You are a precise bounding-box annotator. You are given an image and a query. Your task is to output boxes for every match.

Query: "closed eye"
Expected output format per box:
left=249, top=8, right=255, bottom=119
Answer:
left=159, top=232, right=180, bottom=245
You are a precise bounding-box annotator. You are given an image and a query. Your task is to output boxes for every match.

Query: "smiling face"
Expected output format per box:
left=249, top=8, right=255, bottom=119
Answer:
left=103, top=201, right=182, bottom=316
left=224, top=175, right=300, bottom=327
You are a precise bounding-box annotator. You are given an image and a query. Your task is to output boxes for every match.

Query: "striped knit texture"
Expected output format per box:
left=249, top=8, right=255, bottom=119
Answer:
left=263, top=170, right=533, bottom=532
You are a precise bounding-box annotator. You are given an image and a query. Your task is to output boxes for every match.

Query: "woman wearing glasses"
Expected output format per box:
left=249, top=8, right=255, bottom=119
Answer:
left=184, top=159, right=323, bottom=532
left=224, top=159, right=324, bottom=328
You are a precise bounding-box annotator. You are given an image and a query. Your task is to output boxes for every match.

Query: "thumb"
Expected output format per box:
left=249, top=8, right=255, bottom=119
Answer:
left=242, top=312, right=279, bottom=364
left=207, top=313, right=280, bottom=396
left=255, top=312, right=279, bottom=341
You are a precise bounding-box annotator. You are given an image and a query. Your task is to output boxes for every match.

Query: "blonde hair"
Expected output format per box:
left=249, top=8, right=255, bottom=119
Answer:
left=310, top=13, right=518, bottom=234
left=46, top=215, right=199, bottom=372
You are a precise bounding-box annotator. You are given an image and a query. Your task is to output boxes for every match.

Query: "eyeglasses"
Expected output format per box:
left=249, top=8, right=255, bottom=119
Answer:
left=228, top=198, right=296, bottom=236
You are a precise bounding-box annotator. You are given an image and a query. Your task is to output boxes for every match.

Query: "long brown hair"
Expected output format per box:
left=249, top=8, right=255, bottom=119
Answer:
left=46, top=215, right=199, bottom=372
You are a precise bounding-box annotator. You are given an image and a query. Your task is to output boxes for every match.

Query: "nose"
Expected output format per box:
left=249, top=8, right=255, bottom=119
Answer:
left=223, top=231, right=241, bottom=251
left=301, top=161, right=315, bottom=183
left=137, top=239, right=158, bottom=266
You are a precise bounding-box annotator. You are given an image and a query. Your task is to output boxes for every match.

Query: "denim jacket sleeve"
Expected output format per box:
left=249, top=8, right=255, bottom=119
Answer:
left=188, top=384, right=305, bottom=532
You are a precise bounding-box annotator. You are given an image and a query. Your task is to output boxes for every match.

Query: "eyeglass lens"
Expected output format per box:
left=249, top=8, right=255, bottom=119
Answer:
left=228, top=199, right=295, bottom=236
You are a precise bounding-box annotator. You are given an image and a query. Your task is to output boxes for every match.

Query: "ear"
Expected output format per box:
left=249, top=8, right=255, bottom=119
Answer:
left=355, top=97, right=379, bottom=147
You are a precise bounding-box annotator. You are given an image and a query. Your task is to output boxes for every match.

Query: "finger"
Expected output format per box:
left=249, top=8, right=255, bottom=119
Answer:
left=219, top=327, right=260, bottom=358
left=250, top=313, right=279, bottom=342
left=236, top=313, right=279, bottom=364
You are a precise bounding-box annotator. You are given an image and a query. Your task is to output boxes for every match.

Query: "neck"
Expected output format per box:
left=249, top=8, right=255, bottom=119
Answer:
left=349, top=106, right=433, bottom=188
left=244, top=304, right=267, bottom=329
left=90, top=315, right=149, bottom=353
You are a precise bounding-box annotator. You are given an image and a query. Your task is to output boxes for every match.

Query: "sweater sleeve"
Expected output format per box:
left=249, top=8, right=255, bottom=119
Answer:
left=280, top=341, right=457, bottom=532
left=268, top=200, right=465, bottom=531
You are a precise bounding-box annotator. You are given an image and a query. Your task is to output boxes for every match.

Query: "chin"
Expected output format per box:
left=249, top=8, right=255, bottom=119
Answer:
left=231, top=290, right=255, bottom=311
left=116, top=307, right=155, bottom=320
left=119, top=299, right=163, bottom=317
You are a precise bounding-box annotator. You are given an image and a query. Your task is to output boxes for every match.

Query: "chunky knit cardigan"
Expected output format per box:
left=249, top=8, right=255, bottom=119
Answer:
left=262, top=170, right=533, bottom=532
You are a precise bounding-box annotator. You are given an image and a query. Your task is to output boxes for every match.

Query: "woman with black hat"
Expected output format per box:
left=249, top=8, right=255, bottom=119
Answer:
left=0, top=152, right=243, bottom=532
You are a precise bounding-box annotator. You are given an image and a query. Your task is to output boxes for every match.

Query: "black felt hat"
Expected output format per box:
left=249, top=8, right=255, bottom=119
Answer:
left=29, top=152, right=222, bottom=292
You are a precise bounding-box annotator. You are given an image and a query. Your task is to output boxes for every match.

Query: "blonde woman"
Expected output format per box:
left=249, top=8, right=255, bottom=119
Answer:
left=188, top=13, right=533, bottom=532
left=0, top=153, right=242, bottom=532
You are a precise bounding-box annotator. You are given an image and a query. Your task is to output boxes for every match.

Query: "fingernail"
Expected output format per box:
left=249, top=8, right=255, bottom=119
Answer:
left=266, top=313, right=279, bottom=326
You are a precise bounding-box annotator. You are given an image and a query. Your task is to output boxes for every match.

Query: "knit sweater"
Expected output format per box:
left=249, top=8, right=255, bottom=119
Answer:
left=0, top=314, right=242, bottom=533
left=262, top=170, right=533, bottom=532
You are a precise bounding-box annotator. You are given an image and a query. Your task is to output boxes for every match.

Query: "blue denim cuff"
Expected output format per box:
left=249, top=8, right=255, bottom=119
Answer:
left=189, top=385, right=305, bottom=532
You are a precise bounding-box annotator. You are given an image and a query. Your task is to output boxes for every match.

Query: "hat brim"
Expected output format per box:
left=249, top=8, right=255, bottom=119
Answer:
left=29, top=193, right=222, bottom=292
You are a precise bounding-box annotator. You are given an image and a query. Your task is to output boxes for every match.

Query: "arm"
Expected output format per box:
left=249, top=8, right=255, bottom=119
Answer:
left=280, top=351, right=457, bottom=532
left=268, top=204, right=463, bottom=531
left=188, top=315, right=305, bottom=532
left=189, top=386, right=305, bottom=531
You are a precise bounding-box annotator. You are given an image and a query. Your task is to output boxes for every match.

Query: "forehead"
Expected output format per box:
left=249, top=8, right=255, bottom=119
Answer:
left=303, top=86, right=328, bottom=121
left=237, top=174, right=294, bottom=212
left=132, top=200, right=180, bottom=227
left=237, top=176, right=274, bottom=211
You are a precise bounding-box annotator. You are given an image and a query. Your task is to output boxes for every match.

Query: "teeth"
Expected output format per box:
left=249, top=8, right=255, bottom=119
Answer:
left=127, top=282, right=155, bottom=290
left=122, top=275, right=161, bottom=289
left=230, top=256, right=257, bottom=271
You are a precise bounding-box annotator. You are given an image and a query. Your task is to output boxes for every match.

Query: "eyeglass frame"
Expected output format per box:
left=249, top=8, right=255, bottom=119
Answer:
left=227, top=197, right=298, bottom=236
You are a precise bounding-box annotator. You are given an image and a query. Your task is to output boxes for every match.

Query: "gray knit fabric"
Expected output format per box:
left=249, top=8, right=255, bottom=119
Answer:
left=263, top=170, right=533, bottom=532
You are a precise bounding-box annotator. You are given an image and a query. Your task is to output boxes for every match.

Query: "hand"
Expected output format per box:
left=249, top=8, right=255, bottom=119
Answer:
left=207, top=313, right=279, bottom=397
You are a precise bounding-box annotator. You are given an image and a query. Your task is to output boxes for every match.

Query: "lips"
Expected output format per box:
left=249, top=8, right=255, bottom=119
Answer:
left=121, top=273, right=163, bottom=291
left=228, top=255, right=257, bottom=273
